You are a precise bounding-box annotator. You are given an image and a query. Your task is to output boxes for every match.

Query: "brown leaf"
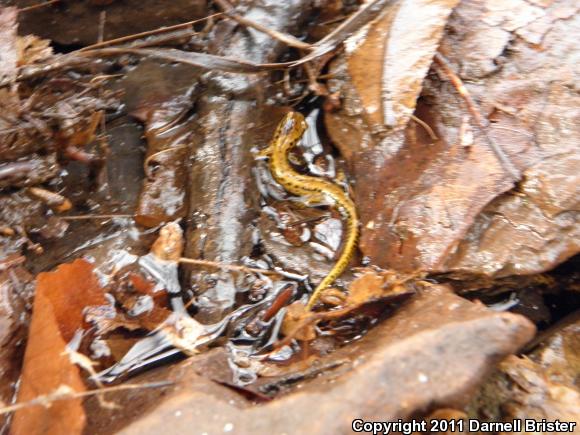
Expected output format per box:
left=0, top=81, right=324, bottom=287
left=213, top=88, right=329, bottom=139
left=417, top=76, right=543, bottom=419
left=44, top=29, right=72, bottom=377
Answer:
left=435, top=0, right=580, bottom=276
left=16, top=35, right=53, bottom=66
left=294, top=0, right=400, bottom=65
left=11, top=259, right=107, bottom=435
left=280, top=301, right=317, bottom=342
left=325, top=0, right=580, bottom=276
left=149, top=222, right=184, bottom=262
left=347, top=272, right=387, bottom=306
left=343, top=0, right=460, bottom=130
left=346, top=271, right=414, bottom=306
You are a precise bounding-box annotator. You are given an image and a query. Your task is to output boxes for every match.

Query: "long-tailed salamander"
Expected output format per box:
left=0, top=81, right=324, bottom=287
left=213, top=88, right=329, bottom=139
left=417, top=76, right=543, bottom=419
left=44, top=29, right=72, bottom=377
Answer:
left=259, top=112, right=359, bottom=309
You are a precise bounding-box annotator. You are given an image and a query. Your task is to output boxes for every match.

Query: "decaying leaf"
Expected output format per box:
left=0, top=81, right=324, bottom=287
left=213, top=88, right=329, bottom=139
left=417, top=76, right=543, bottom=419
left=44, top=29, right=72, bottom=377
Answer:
left=150, top=221, right=184, bottom=262
left=280, top=301, right=317, bottom=342
left=12, top=259, right=106, bottom=435
left=16, top=34, right=53, bottom=66
left=335, top=0, right=460, bottom=131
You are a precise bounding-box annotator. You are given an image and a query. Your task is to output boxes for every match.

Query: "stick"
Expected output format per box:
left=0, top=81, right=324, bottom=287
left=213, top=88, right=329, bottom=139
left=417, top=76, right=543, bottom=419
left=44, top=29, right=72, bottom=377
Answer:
left=178, top=257, right=287, bottom=277
left=18, top=0, right=60, bottom=13
left=79, top=13, right=224, bottom=52
left=214, top=0, right=312, bottom=50
left=0, top=381, right=172, bottom=415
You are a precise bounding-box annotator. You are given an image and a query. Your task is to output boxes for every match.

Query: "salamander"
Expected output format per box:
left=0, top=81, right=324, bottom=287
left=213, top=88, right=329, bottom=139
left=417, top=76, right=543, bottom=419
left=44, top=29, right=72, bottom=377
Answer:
left=259, top=112, right=359, bottom=309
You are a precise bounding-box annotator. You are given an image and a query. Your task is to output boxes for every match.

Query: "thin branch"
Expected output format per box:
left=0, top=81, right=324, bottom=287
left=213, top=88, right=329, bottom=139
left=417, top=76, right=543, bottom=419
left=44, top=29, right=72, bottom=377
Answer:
left=18, top=0, right=60, bottom=13
left=433, top=53, right=520, bottom=180
left=179, top=257, right=288, bottom=277
left=411, top=115, right=438, bottom=141
left=79, top=12, right=224, bottom=52
left=214, top=0, right=312, bottom=50
left=0, top=381, right=173, bottom=416
left=2, top=1, right=397, bottom=87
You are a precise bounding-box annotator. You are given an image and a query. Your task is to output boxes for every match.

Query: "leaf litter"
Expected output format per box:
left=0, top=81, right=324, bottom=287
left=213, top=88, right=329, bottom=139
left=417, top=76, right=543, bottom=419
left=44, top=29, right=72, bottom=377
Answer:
left=0, top=0, right=578, bottom=433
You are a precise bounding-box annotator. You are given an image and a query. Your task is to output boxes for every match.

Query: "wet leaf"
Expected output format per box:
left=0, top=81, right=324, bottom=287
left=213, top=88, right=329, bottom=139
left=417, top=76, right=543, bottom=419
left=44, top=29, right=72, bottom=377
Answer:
left=12, top=259, right=107, bottom=435
left=129, top=63, right=201, bottom=227
left=0, top=7, right=18, bottom=83
left=16, top=35, right=53, bottom=66
left=344, top=0, right=460, bottom=129
left=346, top=271, right=413, bottom=306
left=435, top=0, right=580, bottom=276
left=325, top=0, right=579, bottom=277
left=280, top=301, right=316, bottom=342
left=295, top=0, right=400, bottom=65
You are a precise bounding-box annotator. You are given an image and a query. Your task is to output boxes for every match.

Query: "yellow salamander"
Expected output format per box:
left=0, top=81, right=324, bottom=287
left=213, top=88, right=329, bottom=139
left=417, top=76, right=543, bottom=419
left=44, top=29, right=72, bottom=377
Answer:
left=259, top=112, right=359, bottom=310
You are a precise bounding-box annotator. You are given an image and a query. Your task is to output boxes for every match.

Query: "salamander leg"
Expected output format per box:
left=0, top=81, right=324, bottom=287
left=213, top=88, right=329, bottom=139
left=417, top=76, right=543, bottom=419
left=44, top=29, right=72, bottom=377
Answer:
left=302, top=192, right=328, bottom=207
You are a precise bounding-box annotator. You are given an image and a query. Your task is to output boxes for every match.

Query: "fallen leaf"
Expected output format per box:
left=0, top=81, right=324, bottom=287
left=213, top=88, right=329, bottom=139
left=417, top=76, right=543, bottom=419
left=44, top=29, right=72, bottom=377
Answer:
left=280, top=301, right=316, bottom=342
left=11, top=259, right=107, bottom=435
left=337, top=0, right=460, bottom=131
left=16, top=34, right=53, bottom=66
left=112, top=286, right=536, bottom=435
left=346, top=271, right=415, bottom=306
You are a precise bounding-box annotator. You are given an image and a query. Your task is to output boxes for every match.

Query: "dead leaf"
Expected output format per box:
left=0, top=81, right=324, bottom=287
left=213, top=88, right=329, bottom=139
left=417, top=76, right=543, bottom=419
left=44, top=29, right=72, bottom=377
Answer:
left=280, top=301, right=317, bottom=342
left=12, top=259, right=106, bottom=435
left=347, top=273, right=387, bottom=306
left=112, top=286, right=536, bottom=435
left=342, top=0, right=460, bottom=130
left=150, top=222, right=184, bottom=261
left=346, top=271, right=414, bottom=306
left=16, top=35, right=53, bottom=66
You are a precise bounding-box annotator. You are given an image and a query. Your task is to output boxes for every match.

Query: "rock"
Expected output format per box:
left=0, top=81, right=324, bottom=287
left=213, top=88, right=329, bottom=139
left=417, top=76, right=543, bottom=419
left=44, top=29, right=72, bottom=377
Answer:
left=90, top=285, right=534, bottom=434
left=471, top=355, right=580, bottom=428
left=529, top=312, right=580, bottom=388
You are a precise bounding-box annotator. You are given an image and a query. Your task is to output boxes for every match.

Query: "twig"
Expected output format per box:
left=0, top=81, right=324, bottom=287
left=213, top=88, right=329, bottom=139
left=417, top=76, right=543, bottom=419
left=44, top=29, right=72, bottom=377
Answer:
left=2, top=1, right=394, bottom=88
left=0, top=381, right=173, bottom=416
left=214, top=0, right=312, bottom=50
left=18, top=0, right=60, bottom=13
left=79, top=12, right=224, bottom=52
left=410, top=114, right=438, bottom=141
left=97, top=11, right=107, bottom=45
left=178, top=257, right=286, bottom=277
left=301, top=57, right=329, bottom=96
left=433, top=53, right=520, bottom=180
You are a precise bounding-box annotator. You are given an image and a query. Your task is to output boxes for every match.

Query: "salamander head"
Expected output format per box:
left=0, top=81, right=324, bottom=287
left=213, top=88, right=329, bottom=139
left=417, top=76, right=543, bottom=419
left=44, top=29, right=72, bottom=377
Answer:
left=257, top=112, right=307, bottom=158
left=274, top=112, right=307, bottom=153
